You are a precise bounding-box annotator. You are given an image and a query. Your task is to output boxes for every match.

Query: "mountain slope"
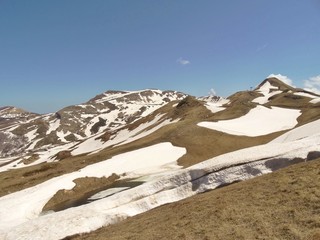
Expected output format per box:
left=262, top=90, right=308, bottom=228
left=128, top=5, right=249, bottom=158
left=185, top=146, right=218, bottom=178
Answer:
left=0, top=76, right=320, bottom=239
left=71, top=157, right=320, bottom=240
left=2, top=128, right=319, bottom=239
left=0, top=89, right=187, bottom=159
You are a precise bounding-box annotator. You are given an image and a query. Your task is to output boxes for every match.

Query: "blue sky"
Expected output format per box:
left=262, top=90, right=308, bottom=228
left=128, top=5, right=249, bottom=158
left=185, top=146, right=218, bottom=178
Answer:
left=1, top=0, right=320, bottom=113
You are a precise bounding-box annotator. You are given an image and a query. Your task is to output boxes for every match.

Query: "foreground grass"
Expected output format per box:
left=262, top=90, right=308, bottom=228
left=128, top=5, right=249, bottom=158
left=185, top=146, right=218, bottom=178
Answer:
left=70, top=158, right=320, bottom=240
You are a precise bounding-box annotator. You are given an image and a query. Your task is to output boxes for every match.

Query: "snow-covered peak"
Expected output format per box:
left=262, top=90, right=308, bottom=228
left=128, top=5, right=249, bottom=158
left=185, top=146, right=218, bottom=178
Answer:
left=90, top=89, right=186, bottom=105
left=0, top=89, right=187, bottom=158
left=0, top=106, right=35, bottom=119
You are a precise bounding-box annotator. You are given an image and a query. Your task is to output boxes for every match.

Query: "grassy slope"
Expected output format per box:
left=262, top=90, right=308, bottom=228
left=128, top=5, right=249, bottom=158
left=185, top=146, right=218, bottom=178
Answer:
left=0, top=98, right=278, bottom=197
left=70, top=158, right=320, bottom=240
left=1, top=93, right=318, bottom=198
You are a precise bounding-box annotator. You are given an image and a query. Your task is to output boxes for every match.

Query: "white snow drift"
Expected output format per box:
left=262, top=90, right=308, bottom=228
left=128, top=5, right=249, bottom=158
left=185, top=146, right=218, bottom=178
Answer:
left=2, top=132, right=319, bottom=240
left=0, top=142, right=186, bottom=236
left=198, top=105, right=301, bottom=137
left=270, top=118, right=320, bottom=143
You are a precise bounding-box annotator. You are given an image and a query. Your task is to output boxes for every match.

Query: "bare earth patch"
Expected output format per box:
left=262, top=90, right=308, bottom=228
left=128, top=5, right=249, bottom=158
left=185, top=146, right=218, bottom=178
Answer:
left=42, top=174, right=120, bottom=212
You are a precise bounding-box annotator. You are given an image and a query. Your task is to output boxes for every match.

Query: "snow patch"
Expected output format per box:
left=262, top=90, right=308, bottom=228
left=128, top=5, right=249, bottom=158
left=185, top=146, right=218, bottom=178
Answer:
left=198, top=106, right=301, bottom=136
left=72, top=114, right=178, bottom=155
left=294, top=92, right=320, bottom=104
left=204, top=98, right=229, bottom=113
left=46, top=119, right=60, bottom=134
left=253, top=81, right=282, bottom=104
left=2, top=134, right=319, bottom=240
left=270, top=118, right=320, bottom=143
left=0, top=142, right=186, bottom=236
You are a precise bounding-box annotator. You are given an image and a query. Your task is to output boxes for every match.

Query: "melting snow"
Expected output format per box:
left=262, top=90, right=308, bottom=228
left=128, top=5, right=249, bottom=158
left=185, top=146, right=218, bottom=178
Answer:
left=25, top=129, right=38, bottom=141
left=294, top=92, right=320, bottom=104
left=72, top=114, right=178, bottom=155
left=204, top=99, right=229, bottom=113
left=270, top=118, right=320, bottom=143
left=0, top=142, right=186, bottom=237
left=198, top=105, right=301, bottom=136
left=253, top=81, right=282, bottom=104
left=46, top=119, right=60, bottom=135
left=88, top=187, right=130, bottom=201
left=2, top=134, right=319, bottom=240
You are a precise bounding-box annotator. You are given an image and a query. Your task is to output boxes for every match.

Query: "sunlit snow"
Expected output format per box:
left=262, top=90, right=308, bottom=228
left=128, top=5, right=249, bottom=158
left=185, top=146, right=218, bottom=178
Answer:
left=2, top=134, right=319, bottom=240
left=252, top=81, right=282, bottom=104
left=0, top=142, right=186, bottom=236
left=198, top=105, right=301, bottom=136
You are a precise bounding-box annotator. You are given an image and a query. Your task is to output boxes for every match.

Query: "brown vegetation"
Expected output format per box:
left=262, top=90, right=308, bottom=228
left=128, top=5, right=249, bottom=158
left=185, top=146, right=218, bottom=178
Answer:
left=0, top=96, right=289, bottom=197
left=42, top=174, right=119, bottom=212
left=55, top=150, right=72, bottom=160
left=69, top=158, right=320, bottom=240
left=21, top=154, right=39, bottom=165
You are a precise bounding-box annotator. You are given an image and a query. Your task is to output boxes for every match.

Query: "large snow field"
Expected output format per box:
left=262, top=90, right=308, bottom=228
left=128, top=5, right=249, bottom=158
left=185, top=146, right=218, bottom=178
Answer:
left=3, top=133, right=320, bottom=240
left=270, top=118, right=320, bottom=143
left=0, top=142, right=186, bottom=236
left=198, top=105, right=301, bottom=136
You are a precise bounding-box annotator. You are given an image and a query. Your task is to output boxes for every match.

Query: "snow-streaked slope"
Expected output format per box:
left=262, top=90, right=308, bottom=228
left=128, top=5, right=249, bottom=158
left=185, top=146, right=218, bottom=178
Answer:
left=198, top=106, right=301, bottom=137
left=0, top=142, right=186, bottom=234
left=3, top=134, right=319, bottom=240
left=202, top=98, right=229, bottom=113
left=0, top=90, right=187, bottom=159
left=270, top=119, right=320, bottom=143
left=0, top=143, right=75, bottom=172
left=294, top=92, right=320, bottom=104
left=71, top=114, right=180, bottom=155
left=253, top=81, right=282, bottom=104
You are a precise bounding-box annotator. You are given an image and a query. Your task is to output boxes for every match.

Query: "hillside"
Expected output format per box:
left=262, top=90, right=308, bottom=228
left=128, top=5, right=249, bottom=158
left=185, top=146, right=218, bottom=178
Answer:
left=70, top=157, right=320, bottom=240
left=0, top=89, right=187, bottom=158
left=0, top=76, right=320, bottom=239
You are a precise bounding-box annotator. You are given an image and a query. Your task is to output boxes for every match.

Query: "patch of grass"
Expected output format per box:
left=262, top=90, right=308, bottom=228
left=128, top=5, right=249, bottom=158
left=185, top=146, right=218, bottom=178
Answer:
left=21, top=154, right=39, bottom=165
left=69, top=158, right=320, bottom=240
left=42, top=174, right=119, bottom=212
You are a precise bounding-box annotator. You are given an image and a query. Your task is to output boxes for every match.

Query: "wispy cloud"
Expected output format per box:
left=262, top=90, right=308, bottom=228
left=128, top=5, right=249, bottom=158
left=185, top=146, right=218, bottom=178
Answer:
left=256, top=43, right=268, bottom=52
left=209, top=88, right=216, bottom=96
left=304, top=75, right=320, bottom=94
left=267, top=74, right=294, bottom=87
left=177, top=57, right=190, bottom=65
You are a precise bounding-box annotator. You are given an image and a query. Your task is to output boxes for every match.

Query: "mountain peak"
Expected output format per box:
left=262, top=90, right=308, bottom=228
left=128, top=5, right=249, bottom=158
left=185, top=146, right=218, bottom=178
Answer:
left=0, top=106, right=36, bottom=119
left=256, top=77, right=294, bottom=92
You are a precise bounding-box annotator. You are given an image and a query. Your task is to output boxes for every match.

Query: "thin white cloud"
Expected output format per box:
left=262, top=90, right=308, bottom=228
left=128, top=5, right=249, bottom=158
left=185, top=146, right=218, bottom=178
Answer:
left=209, top=88, right=216, bottom=96
left=267, top=74, right=294, bottom=87
left=304, top=75, right=320, bottom=94
left=256, top=43, right=268, bottom=52
left=177, top=57, right=190, bottom=65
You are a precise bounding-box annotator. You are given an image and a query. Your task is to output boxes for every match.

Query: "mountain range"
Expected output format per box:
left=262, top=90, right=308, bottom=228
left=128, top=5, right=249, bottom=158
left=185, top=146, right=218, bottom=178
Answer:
left=0, top=76, right=319, bottom=239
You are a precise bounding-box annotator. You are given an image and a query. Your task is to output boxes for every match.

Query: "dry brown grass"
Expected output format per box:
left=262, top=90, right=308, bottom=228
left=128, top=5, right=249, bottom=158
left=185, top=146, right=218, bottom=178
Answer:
left=20, top=154, right=39, bottom=165
left=70, top=158, right=320, bottom=240
left=0, top=95, right=307, bottom=197
left=42, top=174, right=119, bottom=212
